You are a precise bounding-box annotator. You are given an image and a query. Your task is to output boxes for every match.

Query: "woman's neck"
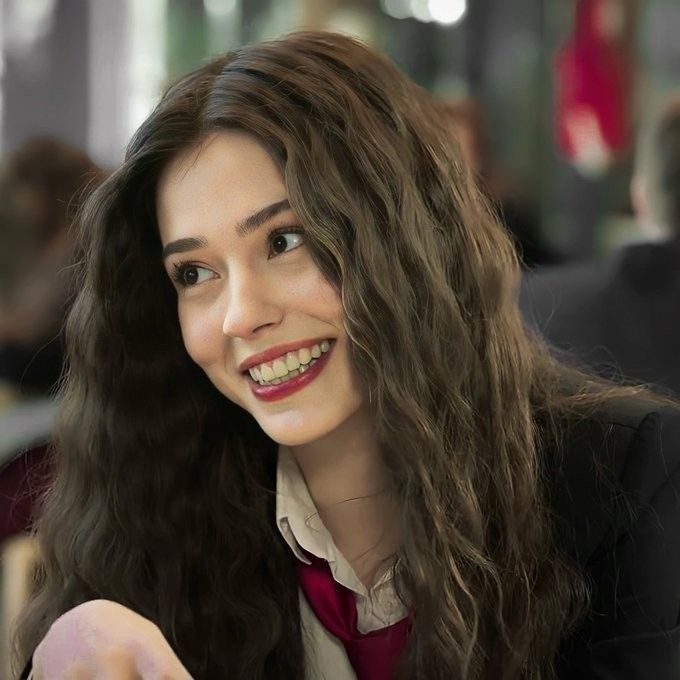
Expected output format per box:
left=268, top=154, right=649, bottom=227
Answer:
left=288, top=408, right=400, bottom=588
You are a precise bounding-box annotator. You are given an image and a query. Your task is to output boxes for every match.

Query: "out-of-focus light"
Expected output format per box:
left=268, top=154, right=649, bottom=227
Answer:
left=206, top=0, right=240, bottom=54
left=380, top=0, right=411, bottom=20
left=428, top=0, right=466, bottom=26
left=204, top=0, right=237, bottom=19
left=410, top=0, right=433, bottom=23
left=129, top=0, right=167, bottom=136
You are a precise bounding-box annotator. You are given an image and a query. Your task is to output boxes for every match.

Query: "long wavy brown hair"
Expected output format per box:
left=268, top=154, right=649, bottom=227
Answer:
left=14, top=32, right=648, bottom=679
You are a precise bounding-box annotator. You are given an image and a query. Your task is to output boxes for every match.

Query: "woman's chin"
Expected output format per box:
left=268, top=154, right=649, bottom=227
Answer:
left=261, top=427, right=321, bottom=448
left=255, top=413, right=336, bottom=448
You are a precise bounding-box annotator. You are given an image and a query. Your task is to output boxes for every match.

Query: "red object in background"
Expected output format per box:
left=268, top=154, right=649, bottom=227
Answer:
left=0, top=444, right=53, bottom=542
left=556, top=0, right=633, bottom=165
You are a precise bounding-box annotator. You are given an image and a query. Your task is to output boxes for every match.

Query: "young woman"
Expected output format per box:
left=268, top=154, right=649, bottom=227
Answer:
left=16, top=32, right=680, bottom=680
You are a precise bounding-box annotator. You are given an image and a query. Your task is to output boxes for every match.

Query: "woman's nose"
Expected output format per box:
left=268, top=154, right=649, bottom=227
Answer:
left=221, top=271, right=283, bottom=338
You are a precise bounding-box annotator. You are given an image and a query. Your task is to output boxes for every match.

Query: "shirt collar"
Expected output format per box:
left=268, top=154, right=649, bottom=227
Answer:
left=275, top=445, right=334, bottom=564
left=275, top=445, right=396, bottom=597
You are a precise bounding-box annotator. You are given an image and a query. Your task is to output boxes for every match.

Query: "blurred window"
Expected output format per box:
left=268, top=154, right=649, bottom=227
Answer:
left=129, top=0, right=168, bottom=137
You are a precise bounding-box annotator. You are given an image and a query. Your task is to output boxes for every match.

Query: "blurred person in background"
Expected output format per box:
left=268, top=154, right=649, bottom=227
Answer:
left=0, top=137, right=104, bottom=406
left=13, top=33, right=680, bottom=680
left=520, top=96, right=680, bottom=395
left=0, top=139, right=103, bottom=577
left=438, top=97, right=564, bottom=269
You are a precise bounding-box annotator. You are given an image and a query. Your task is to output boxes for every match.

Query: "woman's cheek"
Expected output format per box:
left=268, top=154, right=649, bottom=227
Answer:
left=295, top=268, right=343, bottom=318
left=178, top=304, right=222, bottom=368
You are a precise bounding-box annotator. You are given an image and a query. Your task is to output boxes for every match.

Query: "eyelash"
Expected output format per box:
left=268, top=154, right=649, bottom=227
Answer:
left=170, top=226, right=305, bottom=289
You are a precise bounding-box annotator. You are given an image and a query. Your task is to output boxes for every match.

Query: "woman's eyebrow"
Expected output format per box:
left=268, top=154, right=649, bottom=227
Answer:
left=162, top=236, right=208, bottom=260
left=235, top=198, right=290, bottom=237
left=162, top=199, right=291, bottom=260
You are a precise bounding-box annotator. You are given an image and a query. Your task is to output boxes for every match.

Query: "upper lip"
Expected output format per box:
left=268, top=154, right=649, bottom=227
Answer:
left=238, top=337, right=333, bottom=373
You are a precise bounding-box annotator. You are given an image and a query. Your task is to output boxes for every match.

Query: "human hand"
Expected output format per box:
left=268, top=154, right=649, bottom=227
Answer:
left=32, top=599, right=193, bottom=679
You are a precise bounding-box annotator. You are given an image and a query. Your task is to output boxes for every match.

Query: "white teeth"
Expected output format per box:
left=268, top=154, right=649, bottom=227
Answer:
left=272, top=359, right=288, bottom=378
left=256, top=359, right=316, bottom=385
left=247, top=340, right=333, bottom=385
left=260, top=364, right=275, bottom=381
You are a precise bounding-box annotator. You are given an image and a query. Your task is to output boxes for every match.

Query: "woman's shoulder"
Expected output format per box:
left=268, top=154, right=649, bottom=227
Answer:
left=546, top=397, right=680, bottom=678
left=544, top=396, right=680, bottom=565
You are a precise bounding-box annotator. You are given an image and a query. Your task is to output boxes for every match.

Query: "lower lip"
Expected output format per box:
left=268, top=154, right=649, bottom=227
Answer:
left=247, top=342, right=335, bottom=402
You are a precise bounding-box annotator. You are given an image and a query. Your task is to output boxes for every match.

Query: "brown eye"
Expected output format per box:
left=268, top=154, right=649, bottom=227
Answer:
left=271, top=235, right=289, bottom=254
left=182, top=266, right=199, bottom=286
left=171, top=263, right=214, bottom=288
left=268, top=230, right=304, bottom=257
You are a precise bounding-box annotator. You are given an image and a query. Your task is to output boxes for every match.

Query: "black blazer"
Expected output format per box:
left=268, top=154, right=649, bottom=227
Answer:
left=520, top=238, right=680, bottom=395
left=18, top=400, right=680, bottom=679
left=548, top=399, right=680, bottom=678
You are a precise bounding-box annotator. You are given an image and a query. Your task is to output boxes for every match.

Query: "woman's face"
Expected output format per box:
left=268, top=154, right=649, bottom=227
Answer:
left=156, top=131, right=367, bottom=446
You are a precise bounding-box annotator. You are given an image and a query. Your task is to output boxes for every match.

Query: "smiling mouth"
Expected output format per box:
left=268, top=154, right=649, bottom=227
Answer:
left=245, top=339, right=335, bottom=402
left=244, top=339, right=333, bottom=386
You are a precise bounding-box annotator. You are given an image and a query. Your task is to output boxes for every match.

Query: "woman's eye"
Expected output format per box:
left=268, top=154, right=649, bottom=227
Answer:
left=171, top=263, right=214, bottom=288
left=269, top=230, right=304, bottom=257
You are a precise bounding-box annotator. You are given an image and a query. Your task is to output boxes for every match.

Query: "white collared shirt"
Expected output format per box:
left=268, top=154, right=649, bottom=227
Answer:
left=276, top=446, right=408, bottom=679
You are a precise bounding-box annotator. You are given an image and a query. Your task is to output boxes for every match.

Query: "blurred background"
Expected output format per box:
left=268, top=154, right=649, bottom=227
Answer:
left=2, top=0, right=679, bottom=257
left=1, top=1, right=680, bottom=673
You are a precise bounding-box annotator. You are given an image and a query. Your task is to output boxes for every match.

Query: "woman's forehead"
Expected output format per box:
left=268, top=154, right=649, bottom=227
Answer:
left=159, top=131, right=278, bottom=192
left=156, top=131, right=288, bottom=243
